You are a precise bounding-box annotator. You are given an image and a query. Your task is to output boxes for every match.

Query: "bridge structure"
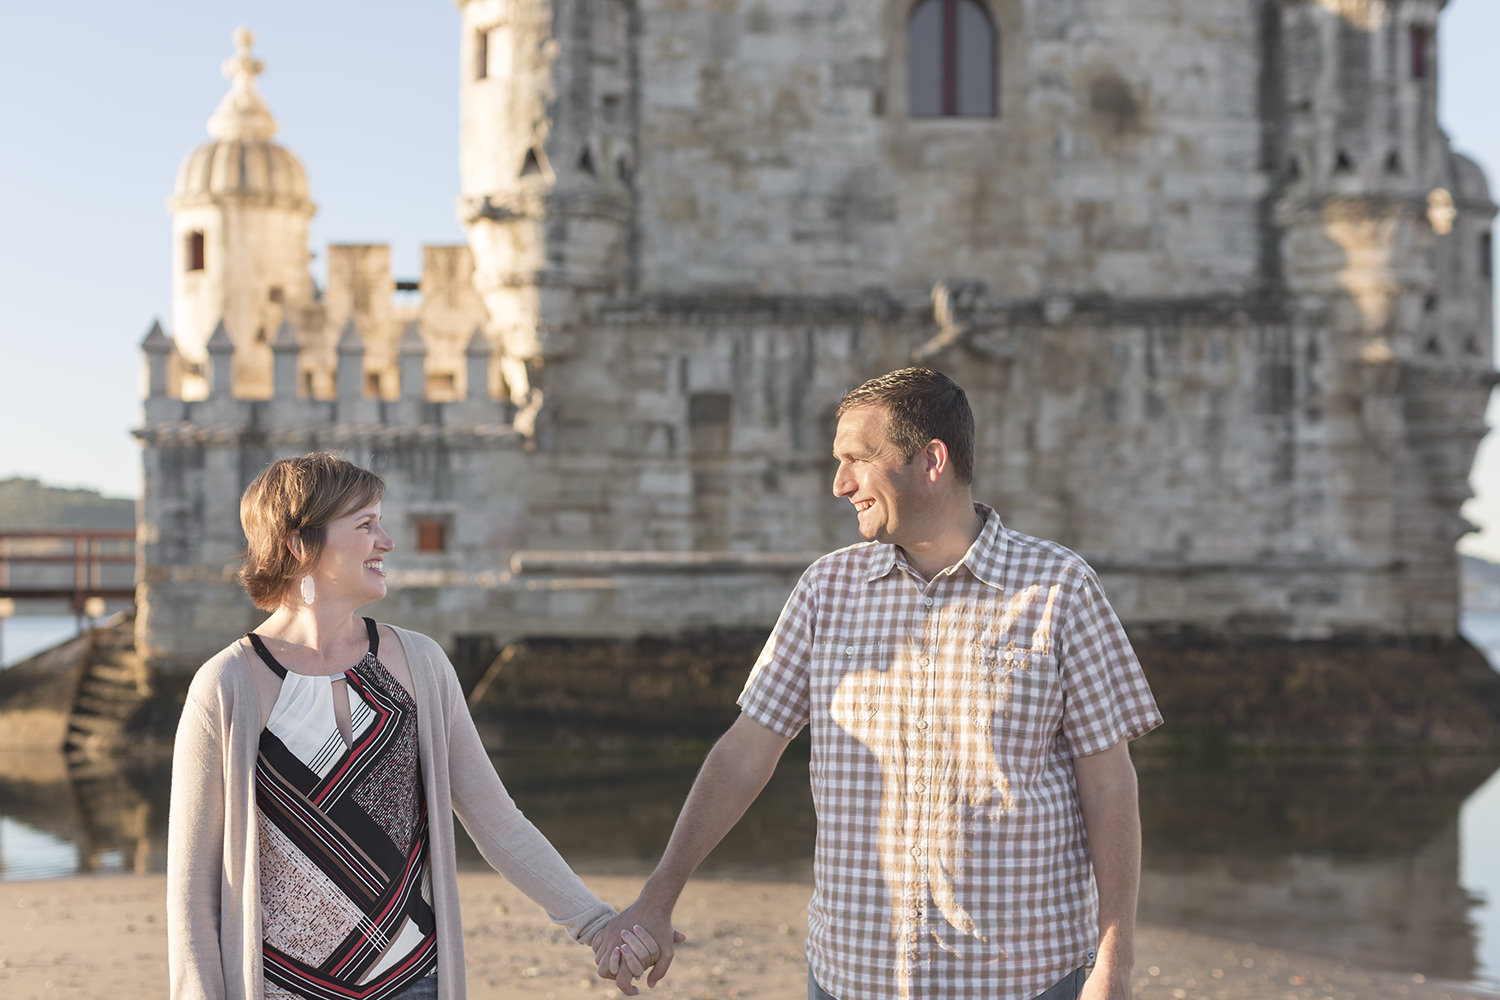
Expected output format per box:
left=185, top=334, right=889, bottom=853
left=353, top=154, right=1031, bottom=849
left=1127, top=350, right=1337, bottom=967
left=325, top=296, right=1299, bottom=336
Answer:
left=0, top=530, right=136, bottom=613
left=0, top=530, right=147, bottom=760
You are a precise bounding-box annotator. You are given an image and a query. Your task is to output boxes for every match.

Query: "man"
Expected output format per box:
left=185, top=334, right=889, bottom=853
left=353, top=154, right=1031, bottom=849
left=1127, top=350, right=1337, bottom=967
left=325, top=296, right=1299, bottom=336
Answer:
left=596, top=367, right=1162, bottom=1000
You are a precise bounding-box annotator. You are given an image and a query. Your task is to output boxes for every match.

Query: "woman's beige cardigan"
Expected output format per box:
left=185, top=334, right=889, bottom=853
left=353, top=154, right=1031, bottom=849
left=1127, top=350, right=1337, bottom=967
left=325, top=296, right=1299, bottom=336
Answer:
left=166, top=625, right=615, bottom=1000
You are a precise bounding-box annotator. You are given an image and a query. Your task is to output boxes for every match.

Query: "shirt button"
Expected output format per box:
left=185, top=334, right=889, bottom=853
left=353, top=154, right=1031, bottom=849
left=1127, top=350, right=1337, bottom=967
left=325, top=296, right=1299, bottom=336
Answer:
left=911, top=846, right=922, bottom=857
left=923, top=597, right=934, bottom=607
left=916, top=720, right=928, bottom=731
left=919, top=656, right=929, bottom=668
left=845, top=645, right=854, bottom=654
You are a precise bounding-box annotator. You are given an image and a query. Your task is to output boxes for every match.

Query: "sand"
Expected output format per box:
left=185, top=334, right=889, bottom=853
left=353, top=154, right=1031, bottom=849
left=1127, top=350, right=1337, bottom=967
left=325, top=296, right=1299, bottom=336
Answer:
left=2, top=873, right=1497, bottom=1000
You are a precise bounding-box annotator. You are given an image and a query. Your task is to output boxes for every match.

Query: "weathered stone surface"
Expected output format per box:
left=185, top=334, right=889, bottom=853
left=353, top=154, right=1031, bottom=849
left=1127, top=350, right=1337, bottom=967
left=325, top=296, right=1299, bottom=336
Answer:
left=135, top=4, right=1497, bottom=717
left=0, top=634, right=91, bottom=750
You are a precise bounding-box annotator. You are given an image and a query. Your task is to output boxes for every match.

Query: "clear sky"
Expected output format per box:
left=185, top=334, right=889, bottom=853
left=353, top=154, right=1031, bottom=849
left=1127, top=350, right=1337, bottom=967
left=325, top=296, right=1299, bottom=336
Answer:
left=2, top=2, right=1499, bottom=553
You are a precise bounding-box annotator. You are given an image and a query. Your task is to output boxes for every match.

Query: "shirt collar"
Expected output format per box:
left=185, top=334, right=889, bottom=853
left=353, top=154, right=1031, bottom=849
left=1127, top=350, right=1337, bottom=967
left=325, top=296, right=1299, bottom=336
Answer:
left=860, top=502, right=1009, bottom=590
left=960, top=503, right=1009, bottom=590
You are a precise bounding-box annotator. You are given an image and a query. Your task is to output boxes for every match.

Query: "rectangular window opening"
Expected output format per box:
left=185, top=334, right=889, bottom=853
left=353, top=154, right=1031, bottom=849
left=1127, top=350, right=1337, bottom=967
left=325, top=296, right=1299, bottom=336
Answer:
left=475, top=29, right=489, bottom=80
left=415, top=518, right=449, bottom=553
left=186, top=231, right=205, bottom=272
left=1411, top=25, right=1431, bottom=80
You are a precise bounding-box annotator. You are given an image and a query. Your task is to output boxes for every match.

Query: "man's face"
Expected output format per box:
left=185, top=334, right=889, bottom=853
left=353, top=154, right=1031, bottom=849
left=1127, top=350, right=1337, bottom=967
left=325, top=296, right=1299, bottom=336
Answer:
left=831, top=405, right=930, bottom=547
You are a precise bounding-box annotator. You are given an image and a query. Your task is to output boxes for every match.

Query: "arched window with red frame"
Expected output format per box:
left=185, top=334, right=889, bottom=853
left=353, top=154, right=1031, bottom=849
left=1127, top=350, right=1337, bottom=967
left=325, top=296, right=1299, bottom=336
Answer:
left=908, top=0, right=997, bottom=118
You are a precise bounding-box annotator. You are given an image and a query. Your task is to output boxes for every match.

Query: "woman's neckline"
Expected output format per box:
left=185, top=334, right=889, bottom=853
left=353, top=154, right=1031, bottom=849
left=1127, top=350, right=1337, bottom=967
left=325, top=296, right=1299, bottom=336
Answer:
left=247, top=618, right=380, bottom=680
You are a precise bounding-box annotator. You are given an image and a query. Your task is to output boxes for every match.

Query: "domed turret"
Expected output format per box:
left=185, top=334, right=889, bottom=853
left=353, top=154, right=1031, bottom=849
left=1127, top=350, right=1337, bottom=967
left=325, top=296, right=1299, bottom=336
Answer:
left=168, top=27, right=316, bottom=400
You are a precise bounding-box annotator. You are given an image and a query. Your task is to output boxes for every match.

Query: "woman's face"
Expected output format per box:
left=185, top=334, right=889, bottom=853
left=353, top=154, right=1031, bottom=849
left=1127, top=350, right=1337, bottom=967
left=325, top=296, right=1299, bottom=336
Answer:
left=304, top=501, right=393, bottom=608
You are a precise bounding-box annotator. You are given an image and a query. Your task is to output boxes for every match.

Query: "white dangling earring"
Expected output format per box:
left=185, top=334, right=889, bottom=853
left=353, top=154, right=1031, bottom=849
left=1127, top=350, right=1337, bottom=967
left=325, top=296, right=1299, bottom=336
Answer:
left=300, top=575, right=316, bottom=606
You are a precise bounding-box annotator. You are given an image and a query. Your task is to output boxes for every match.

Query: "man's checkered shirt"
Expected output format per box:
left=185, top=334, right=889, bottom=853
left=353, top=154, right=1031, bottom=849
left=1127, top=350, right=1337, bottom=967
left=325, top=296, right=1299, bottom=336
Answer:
left=739, top=505, right=1163, bottom=1000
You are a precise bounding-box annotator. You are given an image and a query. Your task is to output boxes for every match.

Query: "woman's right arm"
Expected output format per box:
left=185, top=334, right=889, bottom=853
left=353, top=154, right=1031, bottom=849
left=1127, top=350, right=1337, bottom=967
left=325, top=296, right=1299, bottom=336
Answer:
left=166, top=681, right=229, bottom=1000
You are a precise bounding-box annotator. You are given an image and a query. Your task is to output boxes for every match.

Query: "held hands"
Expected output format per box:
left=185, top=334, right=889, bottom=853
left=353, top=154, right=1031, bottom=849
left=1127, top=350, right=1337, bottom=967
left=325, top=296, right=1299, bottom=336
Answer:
left=590, top=901, right=683, bottom=996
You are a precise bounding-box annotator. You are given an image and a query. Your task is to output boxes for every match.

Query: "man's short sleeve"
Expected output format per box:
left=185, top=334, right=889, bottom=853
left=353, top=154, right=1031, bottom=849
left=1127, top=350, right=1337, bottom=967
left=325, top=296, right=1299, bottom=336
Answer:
left=1057, top=565, right=1163, bottom=756
left=737, top=567, right=819, bottom=740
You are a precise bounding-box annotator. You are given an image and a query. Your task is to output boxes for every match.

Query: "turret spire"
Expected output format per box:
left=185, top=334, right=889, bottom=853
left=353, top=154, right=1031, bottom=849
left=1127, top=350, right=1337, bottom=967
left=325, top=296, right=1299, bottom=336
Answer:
left=206, top=26, right=277, bottom=142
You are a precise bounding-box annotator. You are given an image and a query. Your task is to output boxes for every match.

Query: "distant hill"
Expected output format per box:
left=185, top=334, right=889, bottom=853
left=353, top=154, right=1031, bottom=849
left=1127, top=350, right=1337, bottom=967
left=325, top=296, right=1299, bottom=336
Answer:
left=0, top=478, right=134, bottom=531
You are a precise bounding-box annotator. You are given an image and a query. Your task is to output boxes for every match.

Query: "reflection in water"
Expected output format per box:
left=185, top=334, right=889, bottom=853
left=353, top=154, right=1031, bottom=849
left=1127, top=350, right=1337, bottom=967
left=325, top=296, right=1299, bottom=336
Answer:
left=0, top=751, right=169, bottom=879
left=1, top=736, right=1497, bottom=986
left=455, top=724, right=817, bottom=880
left=1138, top=755, right=1499, bottom=984
left=0, top=817, right=79, bottom=879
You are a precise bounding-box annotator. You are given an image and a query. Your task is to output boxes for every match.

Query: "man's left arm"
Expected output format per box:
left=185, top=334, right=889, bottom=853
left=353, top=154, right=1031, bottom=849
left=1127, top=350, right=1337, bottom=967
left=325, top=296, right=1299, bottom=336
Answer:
left=1074, top=738, right=1141, bottom=1000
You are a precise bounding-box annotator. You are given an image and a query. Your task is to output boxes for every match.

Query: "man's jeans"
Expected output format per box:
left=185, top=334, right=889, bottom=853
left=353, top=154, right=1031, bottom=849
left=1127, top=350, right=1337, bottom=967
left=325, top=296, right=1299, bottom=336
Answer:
left=808, top=964, right=1089, bottom=1000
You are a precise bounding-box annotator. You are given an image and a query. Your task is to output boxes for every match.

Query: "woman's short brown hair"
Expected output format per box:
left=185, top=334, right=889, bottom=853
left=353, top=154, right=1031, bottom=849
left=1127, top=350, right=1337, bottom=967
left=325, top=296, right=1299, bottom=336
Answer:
left=238, top=453, right=385, bottom=610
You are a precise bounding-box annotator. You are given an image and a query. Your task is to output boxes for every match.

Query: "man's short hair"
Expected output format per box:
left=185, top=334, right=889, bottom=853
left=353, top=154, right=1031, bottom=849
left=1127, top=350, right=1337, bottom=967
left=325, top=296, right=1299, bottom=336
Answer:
left=835, top=367, right=975, bottom=484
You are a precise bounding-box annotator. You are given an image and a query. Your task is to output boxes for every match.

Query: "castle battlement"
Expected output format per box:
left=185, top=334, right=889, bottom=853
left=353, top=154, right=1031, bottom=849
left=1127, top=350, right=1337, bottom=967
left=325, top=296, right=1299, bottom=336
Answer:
left=141, top=310, right=510, bottom=415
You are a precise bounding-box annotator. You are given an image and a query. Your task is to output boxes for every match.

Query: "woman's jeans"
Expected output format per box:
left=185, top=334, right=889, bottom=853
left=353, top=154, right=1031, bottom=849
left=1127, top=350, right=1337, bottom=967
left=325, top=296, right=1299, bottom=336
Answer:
left=808, top=964, right=1089, bottom=1000
left=389, top=973, right=439, bottom=1000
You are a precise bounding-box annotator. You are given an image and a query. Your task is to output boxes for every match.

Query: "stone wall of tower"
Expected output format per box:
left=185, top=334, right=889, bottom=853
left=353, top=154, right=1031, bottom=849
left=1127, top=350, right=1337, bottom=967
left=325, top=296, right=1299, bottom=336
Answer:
left=138, top=1, right=1497, bottom=671
left=625, top=0, right=1270, bottom=300
left=135, top=311, right=519, bottom=667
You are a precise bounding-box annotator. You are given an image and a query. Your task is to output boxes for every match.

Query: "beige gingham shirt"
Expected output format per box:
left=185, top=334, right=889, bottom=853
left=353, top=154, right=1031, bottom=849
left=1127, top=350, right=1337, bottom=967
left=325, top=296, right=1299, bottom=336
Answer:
left=739, top=505, right=1162, bottom=1000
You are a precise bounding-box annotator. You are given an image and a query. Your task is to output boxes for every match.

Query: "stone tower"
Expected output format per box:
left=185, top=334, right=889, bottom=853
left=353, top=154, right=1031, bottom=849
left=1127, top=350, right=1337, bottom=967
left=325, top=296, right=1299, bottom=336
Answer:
left=136, top=2, right=1497, bottom=671
left=454, top=0, right=635, bottom=411
left=1274, top=0, right=1497, bottom=633
left=168, top=27, right=317, bottom=400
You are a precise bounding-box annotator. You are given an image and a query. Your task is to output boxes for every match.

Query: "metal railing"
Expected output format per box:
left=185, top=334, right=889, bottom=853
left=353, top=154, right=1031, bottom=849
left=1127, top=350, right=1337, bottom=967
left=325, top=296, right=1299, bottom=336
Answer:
left=0, top=530, right=136, bottom=611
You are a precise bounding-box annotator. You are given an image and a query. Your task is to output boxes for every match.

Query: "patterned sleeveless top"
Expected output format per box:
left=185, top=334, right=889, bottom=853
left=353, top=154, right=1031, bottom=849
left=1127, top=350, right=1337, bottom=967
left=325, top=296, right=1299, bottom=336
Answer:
left=248, top=617, right=438, bottom=999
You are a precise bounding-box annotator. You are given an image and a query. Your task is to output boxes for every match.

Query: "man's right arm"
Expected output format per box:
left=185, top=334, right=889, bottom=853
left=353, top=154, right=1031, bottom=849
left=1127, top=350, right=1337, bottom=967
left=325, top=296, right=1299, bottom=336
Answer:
left=594, top=712, right=794, bottom=994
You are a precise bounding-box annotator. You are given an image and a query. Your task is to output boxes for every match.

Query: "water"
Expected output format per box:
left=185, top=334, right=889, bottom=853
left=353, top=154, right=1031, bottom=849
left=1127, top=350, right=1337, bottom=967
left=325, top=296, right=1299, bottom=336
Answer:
left=1, top=622, right=1499, bottom=987
left=1464, top=766, right=1500, bottom=990
left=0, top=614, right=87, bottom=669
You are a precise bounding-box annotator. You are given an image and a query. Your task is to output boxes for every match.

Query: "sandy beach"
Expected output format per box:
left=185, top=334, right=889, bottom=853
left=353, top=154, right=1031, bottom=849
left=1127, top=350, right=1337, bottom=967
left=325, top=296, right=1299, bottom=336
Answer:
left=2, top=872, right=1497, bottom=1000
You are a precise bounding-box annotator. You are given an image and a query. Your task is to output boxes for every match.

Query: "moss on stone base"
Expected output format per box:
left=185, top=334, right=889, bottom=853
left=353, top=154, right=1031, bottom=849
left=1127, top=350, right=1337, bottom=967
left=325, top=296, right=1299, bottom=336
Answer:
left=469, top=629, right=1500, bottom=752
left=1131, top=632, right=1500, bottom=753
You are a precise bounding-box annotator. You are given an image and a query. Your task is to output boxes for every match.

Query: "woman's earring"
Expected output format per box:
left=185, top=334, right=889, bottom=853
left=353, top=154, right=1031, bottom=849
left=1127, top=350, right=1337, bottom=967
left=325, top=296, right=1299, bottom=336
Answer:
left=300, top=575, right=316, bottom=606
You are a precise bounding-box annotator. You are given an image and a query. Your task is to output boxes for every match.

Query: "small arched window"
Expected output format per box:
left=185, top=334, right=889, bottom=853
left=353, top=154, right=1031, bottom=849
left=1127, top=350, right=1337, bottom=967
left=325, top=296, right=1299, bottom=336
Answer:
left=186, top=230, right=205, bottom=272
left=908, top=0, right=997, bottom=118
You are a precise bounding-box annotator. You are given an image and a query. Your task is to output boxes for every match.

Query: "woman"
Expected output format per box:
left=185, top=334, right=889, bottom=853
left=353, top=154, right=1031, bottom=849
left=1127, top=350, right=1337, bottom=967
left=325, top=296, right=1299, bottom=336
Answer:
left=167, top=453, right=658, bottom=999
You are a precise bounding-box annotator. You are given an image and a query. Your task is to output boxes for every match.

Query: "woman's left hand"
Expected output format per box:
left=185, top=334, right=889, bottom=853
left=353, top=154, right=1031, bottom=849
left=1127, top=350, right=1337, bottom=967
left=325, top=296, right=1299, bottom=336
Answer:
left=590, top=922, right=685, bottom=994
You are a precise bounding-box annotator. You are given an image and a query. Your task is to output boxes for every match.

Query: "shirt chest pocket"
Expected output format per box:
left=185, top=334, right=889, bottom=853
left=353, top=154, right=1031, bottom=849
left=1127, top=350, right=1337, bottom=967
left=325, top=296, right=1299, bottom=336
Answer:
left=815, top=637, right=888, bottom=735
left=970, top=645, right=1061, bottom=755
